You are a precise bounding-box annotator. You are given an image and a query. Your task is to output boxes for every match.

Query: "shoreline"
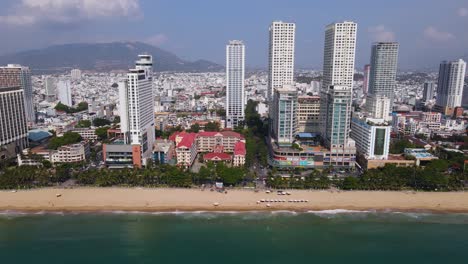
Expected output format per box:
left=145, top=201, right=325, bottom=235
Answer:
left=1, top=188, right=468, bottom=214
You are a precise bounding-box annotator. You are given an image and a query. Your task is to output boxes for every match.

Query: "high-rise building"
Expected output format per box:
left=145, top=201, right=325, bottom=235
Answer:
left=0, top=64, right=34, bottom=123
left=320, top=85, right=356, bottom=167
left=320, top=21, right=357, bottom=168
left=321, top=21, right=357, bottom=92
left=366, top=42, right=399, bottom=118
left=422, top=82, right=435, bottom=102
left=435, top=59, right=466, bottom=115
left=271, top=86, right=297, bottom=146
left=225, top=40, right=245, bottom=129
left=119, top=55, right=155, bottom=167
left=321, top=85, right=353, bottom=147
left=366, top=95, right=391, bottom=120
left=45, top=77, right=56, bottom=102
left=71, top=69, right=82, bottom=80
left=0, top=70, right=28, bottom=160
left=351, top=116, right=391, bottom=160
left=367, top=43, right=399, bottom=98
left=362, top=64, right=371, bottom=94
left=57, top=80, right=72, bottom=106
left=296, top=95, right=320, bottom=133
left=268, top=21, right=295, bottom=101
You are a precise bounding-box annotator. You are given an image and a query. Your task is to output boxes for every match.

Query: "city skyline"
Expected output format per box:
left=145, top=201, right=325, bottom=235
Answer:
left=0, top=0, right=467, bottom=70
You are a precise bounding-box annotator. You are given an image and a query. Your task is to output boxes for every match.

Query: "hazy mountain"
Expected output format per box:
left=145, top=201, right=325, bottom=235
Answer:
left=0, top=42, right=223, bottom=74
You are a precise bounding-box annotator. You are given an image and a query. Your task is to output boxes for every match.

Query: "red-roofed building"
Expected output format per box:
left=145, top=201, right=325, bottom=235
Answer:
left=204, top=152, right=232, bottom=162
left=197, top=131, right=244, bottom=153
left=233, top=141, right=246, bottom=167
left=174, top=132, right=197, bottom=167
left=170, top=130, right=246, bottom=167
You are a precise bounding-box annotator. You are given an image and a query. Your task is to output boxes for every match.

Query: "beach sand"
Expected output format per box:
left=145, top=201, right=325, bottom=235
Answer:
left=1, top=188, right=468, bottom=213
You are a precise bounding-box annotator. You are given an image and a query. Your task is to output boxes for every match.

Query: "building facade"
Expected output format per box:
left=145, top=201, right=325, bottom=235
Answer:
left=51, top=141, right=90, bottom=163
left=171, top=131, right=246, bottom=167
left=366, top=95, right=391, bottom=120
left=57, top=80, right=72, bottom=106
left=362, top=64, right=371, bottom=94
left=268, top=21, right=295, bottom=101
left=0, top=72, right=28, bottom=160
left=226, top=40, right=245, bottom=128
left=45, top=77, right=56, bottom=102
left=321, top=85, right=353, bottom=148
left=435, top=59, right=466, bottom=115
left=321, top=21, right=357, bottom=91
left=351, top=116, right=391, bottom=160
left=0, top=65, right=34, bottom=123
left=366, top=42, right=399, bottom=119
left=119, top=55, right=155, bottom=167
left=71, top=69, right=82, bottom=80
left=320, top=21, right=357, bottom=168
left=422, top=82, right=435, bottom=103
left=296, top=96, right=320, bottom=133
left=271, top=87, right=298, bottom=146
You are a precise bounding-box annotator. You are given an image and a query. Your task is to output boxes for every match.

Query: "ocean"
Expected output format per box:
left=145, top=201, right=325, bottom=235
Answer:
left=0, top=210, right=467, bottom=263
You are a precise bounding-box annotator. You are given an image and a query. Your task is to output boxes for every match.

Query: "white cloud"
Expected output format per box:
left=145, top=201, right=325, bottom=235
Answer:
left=0, top=0, right=142, bottom=26
left=368, top=25, right=396, bottom=42
left=146, top=34, right=169, bottom=46
left=458, top=7, right=468, bottom=17
left=423, top=26, right=455, bottom=42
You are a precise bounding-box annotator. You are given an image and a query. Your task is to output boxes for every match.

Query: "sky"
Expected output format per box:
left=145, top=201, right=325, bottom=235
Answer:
left=0, top=0, right=467, bottom=70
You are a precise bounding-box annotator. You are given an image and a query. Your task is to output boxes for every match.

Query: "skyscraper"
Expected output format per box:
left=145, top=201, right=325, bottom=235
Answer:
left=320, top=21, right=357, bottom=168
left=0, top=64, right=34, bottom=123
left=57, top=80, right=72, bottom=106
left=321, top=85, right=353, bottom=147
left=268, top=21, right=295, bottom=101
left=225, top=40, right=245, bottom=129
left=362, top=64, right=371, bottom=94
left=366, top=42, right=399, bottom=118
left=71, top=69, right=82, bottom=80
left=45, top=77, right=56, bottom=102
left=435, top=59, right=466, bottom=115
left=271, top=86, right=297, bottom=146
left=321, top=21, right=357, bottom=92
left=0, top=69, right=28, bottom=160
left=119, top=55, right=155, bottom=167
left=422, top=82, right=435, bottom=102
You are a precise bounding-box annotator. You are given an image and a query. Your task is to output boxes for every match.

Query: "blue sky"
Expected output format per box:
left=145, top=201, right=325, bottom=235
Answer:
left=0, top=0, right=467, bottom=70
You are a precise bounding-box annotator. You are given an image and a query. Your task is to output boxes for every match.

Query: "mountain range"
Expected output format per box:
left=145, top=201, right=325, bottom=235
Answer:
left=0, top=42, right=223, bottom=74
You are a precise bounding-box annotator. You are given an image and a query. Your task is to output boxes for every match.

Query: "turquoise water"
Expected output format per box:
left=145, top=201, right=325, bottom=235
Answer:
left=1, top=210, right=468, bottom=263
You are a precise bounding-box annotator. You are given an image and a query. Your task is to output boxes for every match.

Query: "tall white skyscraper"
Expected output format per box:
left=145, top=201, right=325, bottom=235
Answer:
left=321, top=21, right=357, bottom=92
left=268, top=21, right=295, bottom=101
left=71, top=69, right=82, bottom=80
left=225, top=40, right=245, bottom=129
left=435, top=59, right=466, bottom=115
left=320, top=21, right=357, bottom=168
left=0, top=64, right=34, bottom=123
left=57, top=80, right=72, bottom=106
left=119, top=55, right=155, bottom=167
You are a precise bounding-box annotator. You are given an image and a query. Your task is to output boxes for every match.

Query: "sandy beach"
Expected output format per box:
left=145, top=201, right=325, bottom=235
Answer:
left=1, top=188, right=468, bottom=213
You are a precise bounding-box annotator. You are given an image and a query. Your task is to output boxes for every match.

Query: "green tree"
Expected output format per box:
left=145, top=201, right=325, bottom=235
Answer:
left=76, top=120, right=91, bottom=128
left=96, top=127, right=110, bottom=140
left=49, top=132, right=82, bottom=149
left=205, top=122, right=220, bottom=132
left=93, top=118, right=111, bottom=127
